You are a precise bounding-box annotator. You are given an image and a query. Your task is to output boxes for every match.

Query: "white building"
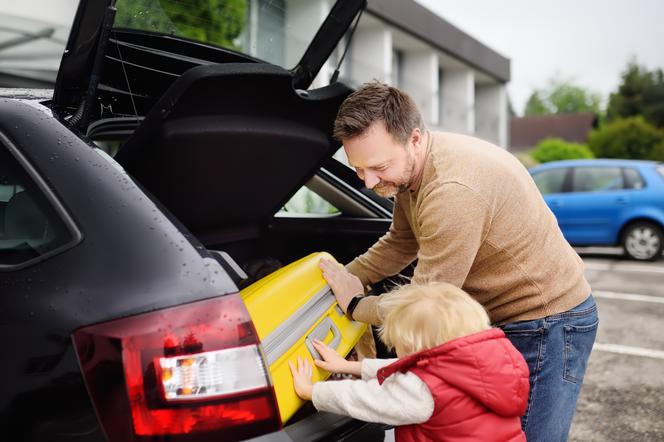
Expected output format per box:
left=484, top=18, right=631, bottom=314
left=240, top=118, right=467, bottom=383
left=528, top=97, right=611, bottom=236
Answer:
left=316, top=0, right=511, bottom=148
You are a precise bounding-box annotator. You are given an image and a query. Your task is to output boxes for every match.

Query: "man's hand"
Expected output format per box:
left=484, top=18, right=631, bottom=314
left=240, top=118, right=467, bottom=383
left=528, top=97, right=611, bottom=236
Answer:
left=312, top=339, right=362, bottom=377
left=319, top=258, right=364, bottom=312
left=288, top=356, right=314, bottom=400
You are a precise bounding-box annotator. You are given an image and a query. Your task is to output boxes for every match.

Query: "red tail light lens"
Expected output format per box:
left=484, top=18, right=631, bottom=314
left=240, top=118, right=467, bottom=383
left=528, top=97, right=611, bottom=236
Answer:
left=73, top=294, right=280, bottom=441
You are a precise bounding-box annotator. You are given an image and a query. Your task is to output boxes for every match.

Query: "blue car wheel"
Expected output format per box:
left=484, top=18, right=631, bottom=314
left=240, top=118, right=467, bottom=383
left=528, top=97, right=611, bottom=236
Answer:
left=622, top=221, right=664, bottom=261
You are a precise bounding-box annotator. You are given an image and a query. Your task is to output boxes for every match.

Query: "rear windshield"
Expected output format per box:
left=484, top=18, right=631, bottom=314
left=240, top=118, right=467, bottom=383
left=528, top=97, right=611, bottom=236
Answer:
left=114, top=0, right=334, bottom=69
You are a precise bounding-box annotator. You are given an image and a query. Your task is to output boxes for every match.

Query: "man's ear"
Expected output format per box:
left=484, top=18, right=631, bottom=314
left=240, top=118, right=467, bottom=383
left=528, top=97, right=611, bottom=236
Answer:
left=410, top=127, right=423, bottom=148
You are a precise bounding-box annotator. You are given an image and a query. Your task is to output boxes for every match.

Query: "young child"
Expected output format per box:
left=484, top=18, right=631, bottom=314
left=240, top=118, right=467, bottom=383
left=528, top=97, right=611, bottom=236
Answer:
left=289, top=282, right=529, bottom=441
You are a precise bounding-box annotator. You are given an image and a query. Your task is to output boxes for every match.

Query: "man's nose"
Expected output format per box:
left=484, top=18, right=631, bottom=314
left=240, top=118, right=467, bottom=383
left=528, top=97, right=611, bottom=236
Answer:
left=364, top=172, right=380, bottom=189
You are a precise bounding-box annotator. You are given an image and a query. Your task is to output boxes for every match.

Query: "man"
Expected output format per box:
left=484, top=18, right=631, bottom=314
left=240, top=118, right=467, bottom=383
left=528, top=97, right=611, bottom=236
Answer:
left=319, top=81, right=598, bottom=442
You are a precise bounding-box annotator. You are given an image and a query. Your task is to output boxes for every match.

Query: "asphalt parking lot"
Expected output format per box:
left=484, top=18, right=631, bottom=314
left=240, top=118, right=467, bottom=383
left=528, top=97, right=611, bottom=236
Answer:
left=569, top=248, right=664, bottom=442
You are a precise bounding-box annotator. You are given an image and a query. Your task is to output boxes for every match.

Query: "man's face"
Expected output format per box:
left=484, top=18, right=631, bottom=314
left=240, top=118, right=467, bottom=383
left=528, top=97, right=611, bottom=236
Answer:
left=343, top=121, right=417, bottom=198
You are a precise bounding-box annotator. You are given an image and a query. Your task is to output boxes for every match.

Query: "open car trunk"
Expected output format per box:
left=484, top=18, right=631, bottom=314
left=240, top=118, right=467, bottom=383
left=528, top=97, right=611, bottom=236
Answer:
left=108, top=18, right=391, bottom=438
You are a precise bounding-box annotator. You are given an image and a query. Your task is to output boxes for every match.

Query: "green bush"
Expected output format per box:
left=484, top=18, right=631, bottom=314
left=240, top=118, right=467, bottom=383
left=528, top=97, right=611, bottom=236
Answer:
left=531, top=138, right=594, bottom=163
left=588, top=116, right=664, bottom=160
left=648, top=140, right=664, bottom=161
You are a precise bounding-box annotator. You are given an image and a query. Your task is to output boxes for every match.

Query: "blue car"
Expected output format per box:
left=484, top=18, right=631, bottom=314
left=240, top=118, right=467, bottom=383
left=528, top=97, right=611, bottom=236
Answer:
left=529, top=159, right=664, bottom=261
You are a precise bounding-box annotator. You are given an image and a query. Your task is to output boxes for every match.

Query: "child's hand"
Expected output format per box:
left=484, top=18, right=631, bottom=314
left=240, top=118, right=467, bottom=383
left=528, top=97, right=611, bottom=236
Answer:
left=288, top=356, right=314, bottom=400
left=312, top=339, right=350, bottom=373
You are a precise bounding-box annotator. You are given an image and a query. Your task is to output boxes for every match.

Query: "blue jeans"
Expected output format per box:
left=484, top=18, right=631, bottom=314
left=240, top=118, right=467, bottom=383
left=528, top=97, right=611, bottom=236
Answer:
left=501, top=295, right=599, bottom=442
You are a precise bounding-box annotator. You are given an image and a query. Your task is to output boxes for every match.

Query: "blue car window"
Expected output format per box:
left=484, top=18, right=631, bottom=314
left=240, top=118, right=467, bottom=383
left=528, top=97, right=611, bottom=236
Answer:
left=0, top=144, right=75, bottom=268
left=572, top=167, right=623, bottom=192
left=532, top=168, right=567, bottom=194
left=657, top=165, right=664, bottom=181
left=623, top=168, right=645, bottom=189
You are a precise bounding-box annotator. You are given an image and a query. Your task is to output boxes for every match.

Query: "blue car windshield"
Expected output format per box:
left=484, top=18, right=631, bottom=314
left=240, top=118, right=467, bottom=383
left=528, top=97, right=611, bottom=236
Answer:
left=114, top=0, right=334, bottom=70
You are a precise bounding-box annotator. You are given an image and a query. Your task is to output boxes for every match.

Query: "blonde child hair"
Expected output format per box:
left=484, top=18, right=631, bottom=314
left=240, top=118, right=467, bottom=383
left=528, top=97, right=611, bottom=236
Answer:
left=378, top=282, right=491, bottom=356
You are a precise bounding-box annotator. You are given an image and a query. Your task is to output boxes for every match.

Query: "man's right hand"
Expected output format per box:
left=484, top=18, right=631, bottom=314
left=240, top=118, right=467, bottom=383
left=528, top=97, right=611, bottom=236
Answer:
left=319, top=258, right=364, bottom=312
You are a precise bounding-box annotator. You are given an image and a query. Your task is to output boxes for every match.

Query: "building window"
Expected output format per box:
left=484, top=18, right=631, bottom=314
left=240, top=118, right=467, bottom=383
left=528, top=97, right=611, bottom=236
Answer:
left=391, top=49, right=403, bottom=87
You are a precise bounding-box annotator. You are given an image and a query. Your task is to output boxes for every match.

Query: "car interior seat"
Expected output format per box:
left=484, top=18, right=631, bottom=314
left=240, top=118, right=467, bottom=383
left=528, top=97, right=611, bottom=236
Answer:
left=5, top=191, right=48, bottom=241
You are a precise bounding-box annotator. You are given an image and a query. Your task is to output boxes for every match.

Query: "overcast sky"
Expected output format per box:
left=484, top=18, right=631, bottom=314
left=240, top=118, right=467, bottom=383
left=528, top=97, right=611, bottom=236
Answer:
left=415, top=0, right=664, bottom=115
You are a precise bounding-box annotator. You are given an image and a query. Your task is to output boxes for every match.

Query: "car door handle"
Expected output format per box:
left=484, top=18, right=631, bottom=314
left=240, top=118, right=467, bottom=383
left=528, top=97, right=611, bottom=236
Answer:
left=549, top=199, right=563, bottom=207
left=305, top=317, right=341, bottom=360
left=615, top=197, right=629, bottom=205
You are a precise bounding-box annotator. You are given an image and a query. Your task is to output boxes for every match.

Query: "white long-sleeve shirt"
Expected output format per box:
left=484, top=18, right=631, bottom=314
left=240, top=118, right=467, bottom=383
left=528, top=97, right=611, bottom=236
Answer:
left=311, top=358, right=434, bottom=426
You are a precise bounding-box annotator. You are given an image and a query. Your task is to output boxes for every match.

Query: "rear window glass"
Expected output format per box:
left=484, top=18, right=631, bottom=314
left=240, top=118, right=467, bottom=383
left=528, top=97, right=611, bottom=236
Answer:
left=657, top=165, right=664, bottom=180
left=0, top=144, right=76, bottom=268
left=532, top=168, right=567, bottom=194
left=114, top=0, right=335, bottom=69
left=283, top=187, right=339, bottom=216
left=623, top=168, right=645, bottom=189
left=572, top=167, right=623, bottom=192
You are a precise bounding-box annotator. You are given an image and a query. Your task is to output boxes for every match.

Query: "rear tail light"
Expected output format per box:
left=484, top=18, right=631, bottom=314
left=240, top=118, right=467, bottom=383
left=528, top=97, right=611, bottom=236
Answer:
left=73, top=294, right=280, bottom=441
left=158, top=346, right=266, bottom=401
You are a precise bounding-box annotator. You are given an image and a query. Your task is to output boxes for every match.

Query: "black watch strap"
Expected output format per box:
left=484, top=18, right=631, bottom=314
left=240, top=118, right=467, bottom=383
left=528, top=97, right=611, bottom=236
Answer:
left=345, top=296, right=363, bottom=320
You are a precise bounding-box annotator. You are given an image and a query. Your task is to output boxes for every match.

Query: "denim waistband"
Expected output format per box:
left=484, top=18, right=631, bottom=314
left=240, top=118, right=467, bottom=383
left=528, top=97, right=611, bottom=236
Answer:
left=548, top=293, right=596, bottom=320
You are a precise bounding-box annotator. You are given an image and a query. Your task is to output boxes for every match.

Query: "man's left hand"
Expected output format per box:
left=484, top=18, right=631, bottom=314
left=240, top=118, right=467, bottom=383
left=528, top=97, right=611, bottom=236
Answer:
left=319, top=258, right=364, bottom=312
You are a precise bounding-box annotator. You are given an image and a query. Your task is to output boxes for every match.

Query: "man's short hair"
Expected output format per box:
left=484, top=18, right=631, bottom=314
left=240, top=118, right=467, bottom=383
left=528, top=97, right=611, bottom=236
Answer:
left=333, top=81, right=424, bottom=144
left=378, top=282, right=491, bottom=356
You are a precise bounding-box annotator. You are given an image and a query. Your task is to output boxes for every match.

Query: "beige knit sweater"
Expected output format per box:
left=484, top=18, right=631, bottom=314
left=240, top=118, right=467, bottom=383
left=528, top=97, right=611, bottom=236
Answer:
left=347, top=131, right=591, bottom=326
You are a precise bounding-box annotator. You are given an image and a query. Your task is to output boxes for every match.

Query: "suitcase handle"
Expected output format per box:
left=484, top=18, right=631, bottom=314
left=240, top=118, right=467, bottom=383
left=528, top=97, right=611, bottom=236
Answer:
left=305, top=317, right=341, bottom=360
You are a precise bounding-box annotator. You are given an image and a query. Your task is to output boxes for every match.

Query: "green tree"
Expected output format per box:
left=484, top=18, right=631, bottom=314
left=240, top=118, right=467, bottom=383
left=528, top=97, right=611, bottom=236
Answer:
left=607, top=61, right=664, bottom=128
left=523, top=79, right=601, bottom=116
left=531, top=138, right=594, bottom=163
left=649, top=141, right=664, bottom=161
left=524, top=91, right=549, bottom=116
left=588, top=116, right=664, bottom=160
left=115, top=0, right=247, bottom=49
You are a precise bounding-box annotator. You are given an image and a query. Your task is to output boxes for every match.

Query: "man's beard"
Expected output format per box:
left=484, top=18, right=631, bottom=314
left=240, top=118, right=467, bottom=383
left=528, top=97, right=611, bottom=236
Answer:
left=372, top=150, right=416, bottom=198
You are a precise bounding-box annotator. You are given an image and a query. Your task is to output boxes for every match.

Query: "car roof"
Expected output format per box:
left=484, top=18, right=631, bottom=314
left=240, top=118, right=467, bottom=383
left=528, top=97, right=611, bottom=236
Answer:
left=529, top=158, right=660, bottom=172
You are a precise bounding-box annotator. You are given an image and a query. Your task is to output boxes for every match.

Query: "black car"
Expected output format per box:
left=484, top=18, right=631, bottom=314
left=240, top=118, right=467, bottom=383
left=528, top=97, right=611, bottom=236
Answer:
left=0, top=0, right=396, bottom=440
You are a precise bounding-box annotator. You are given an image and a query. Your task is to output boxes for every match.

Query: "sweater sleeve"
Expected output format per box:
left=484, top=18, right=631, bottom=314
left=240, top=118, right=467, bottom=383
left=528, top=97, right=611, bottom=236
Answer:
left=311, top=373, right=434, bottom=426
left=346, top=199, right=419, bottom=287
left=361, top=358, right=398, bottom=380
left=411, top=182, right=492, bottom=287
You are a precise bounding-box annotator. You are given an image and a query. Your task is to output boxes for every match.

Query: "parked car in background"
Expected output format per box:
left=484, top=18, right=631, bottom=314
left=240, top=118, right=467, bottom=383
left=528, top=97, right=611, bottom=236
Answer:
left=0, top=0, right=400, bottom=441
left=529, top=159, right=664, bottom=261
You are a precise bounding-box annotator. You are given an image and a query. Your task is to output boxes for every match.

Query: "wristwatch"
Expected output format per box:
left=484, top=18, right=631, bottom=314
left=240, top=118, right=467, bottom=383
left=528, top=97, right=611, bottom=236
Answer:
left=345, top=295, right=363, bottom=320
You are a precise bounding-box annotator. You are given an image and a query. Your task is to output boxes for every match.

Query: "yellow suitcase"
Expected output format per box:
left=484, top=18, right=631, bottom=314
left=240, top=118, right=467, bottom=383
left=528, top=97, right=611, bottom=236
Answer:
left=240, top=252, right=367, bottom=423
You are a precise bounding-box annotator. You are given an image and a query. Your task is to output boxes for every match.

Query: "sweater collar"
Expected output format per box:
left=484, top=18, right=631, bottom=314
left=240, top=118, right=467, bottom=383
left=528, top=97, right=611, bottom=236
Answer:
left=408, top=130, right=434, bottom=194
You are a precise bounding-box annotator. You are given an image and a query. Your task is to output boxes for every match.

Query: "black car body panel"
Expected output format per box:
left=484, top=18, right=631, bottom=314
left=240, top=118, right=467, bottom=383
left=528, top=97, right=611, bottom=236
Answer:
left=0, top=99, right=238, bottom=440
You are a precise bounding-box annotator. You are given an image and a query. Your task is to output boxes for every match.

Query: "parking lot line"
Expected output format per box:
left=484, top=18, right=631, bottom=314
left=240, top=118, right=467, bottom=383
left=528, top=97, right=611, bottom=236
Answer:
left=584, top=261, right=664, bottom=274
left=593, top=290, right=664, bottom=304
left=593, top=343, right=664, bottom=360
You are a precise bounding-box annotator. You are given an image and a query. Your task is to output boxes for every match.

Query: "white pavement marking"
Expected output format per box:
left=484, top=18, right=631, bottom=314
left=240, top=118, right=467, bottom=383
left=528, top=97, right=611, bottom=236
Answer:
left=593, top=343, right=664, bottom=360
left=584, top=261, right=664, bottom=274
left=594, top=290, right=664, bottom=304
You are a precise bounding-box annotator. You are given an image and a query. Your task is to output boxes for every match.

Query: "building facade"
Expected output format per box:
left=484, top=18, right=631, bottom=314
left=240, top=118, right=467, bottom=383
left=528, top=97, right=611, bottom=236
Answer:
left=313, top=0, right=511, bottom=147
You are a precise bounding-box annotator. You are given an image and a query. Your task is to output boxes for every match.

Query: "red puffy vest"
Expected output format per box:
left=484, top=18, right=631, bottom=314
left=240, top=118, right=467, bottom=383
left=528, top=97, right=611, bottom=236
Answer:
left=377, top=328, right=529, bottom=442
